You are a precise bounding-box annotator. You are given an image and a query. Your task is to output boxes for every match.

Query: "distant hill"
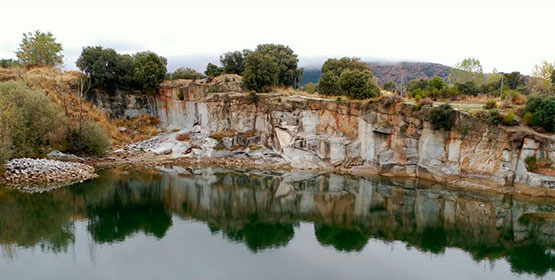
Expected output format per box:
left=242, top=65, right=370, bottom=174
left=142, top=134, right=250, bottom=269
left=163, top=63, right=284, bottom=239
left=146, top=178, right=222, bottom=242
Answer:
left=300, top=61, right=452, bottom=86
left=368, top=62, right=452, bottom=86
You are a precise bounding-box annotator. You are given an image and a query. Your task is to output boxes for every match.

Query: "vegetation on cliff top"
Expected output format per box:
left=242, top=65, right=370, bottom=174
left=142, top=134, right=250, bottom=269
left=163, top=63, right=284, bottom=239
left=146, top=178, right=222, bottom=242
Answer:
left=77, top=46, right=167, bottom=94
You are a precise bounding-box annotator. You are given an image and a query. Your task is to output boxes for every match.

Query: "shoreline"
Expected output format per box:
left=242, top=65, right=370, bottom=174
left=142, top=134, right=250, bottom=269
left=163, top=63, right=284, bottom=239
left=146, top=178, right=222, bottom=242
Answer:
left=88, top=155, right=555, bottom=199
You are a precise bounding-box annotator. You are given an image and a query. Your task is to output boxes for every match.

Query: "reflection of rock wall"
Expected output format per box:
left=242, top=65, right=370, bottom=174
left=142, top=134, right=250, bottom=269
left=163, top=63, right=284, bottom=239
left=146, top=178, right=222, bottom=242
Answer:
left=161, top=169, right=555, bottom=250
left=1, top=169, right=553, bottom=275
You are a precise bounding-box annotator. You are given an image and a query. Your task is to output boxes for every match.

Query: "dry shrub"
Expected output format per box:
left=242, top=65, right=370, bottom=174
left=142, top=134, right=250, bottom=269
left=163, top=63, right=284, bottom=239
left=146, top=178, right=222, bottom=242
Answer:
left=1, top=66, right=134, bottom=146
left=176, top=133, right=191, bottom=142
left=419, top=97, right=434, bottom=106
left=210, top=129, right=236, bottom=140
left=112, top=114, right=160, bottom=143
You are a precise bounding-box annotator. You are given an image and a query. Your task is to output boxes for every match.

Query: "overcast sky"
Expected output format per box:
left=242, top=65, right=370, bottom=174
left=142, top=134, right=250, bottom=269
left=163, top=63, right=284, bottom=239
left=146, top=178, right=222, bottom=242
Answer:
left=1, top=0, right=553, bottom=74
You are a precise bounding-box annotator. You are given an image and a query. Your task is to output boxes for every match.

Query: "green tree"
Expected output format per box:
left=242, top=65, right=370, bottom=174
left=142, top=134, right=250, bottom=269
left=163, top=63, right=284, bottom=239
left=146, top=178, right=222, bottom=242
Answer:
left=448, top=58, right=484, bottom=85
left=383, top=80, right=397, bottom=92
left=338, top=69, right=380, bottom=99
left=76, top=46, right=133, bottom=93
left=503, top=72, right=525, bottom=90
left=321, top=57, right=368, bottom=76
left=253, top=44, right=300, bottom=87
left=318, top=71, right=340, bottom=95
left=242, top=51, right=279, bottom=92
left=428, top=76, right=445, bottom=90
left=204, top=63, right=224, bottom=77
left=16, top=30, right=63, bottom=68
left=318, top=57, right=373, bottom=96
left=531, top=60, right=554, bottom=92
left=220, top=50, right=250, bottom=74
left=171, top=67, right=203, bottom=80
left=0, top=59, right=21, bottom=68
left=132, top=51, right=167, bottom=92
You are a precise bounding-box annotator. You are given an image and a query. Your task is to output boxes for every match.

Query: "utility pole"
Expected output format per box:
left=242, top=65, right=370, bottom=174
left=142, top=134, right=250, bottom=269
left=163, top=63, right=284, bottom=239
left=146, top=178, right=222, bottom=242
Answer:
left=499, top=74, right=504, bottom=98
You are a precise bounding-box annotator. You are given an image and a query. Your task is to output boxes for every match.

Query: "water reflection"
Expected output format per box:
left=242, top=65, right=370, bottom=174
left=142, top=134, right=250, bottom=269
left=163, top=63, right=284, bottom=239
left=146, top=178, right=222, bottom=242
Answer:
left=0, top=167, right=554, bottom=277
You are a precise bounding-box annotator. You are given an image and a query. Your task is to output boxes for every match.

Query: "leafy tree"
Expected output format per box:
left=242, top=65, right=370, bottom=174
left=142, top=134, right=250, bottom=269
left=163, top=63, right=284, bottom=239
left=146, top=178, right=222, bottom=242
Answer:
left=242, top=51, right=279, bottom=92
left=253, top=44, right=300, bottom=87
left=76, top=46, right=133, bottom=93
left=0, top=59, right=21, bottom=68
left=171, top=67, right=203, bottom=80
left=220, top=50, right=250, bottom=74
left=132, top=51, right=167, bottom=92
left=318, top=57, right=374, bottom=97
left=321, top=57, right=368, bottom=76
left=531, top=60, right=554, bottom=92
left=503, top=72, right=525, bottom=90
left=383, top=80, right=397, bottom=92
left=482, top=70, right=502, bottom=94
left=454, top=81, right=479, bottom=96
left=16, top=30, right=63, bottom=68
left=448, top=58, right=484, bottom=85
left=318, top=71, right=340, bottom=95
left=406, top=78, right=429, bottom=92
left=338, top=69, right=380, bottom=99
left=204, top=63, right=224, bottom=77
left=428, top=76, right=445, bottom=90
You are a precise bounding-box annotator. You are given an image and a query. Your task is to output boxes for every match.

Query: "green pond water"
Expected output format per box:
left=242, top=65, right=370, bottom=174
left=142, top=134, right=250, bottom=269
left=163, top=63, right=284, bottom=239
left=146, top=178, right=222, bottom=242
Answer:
left=0, top=167, right=554, bottom=279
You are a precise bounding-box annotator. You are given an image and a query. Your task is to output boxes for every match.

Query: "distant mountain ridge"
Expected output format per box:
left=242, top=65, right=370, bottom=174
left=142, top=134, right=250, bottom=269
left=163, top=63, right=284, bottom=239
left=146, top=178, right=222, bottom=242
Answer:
left=300, top=61, right=452, bottom=86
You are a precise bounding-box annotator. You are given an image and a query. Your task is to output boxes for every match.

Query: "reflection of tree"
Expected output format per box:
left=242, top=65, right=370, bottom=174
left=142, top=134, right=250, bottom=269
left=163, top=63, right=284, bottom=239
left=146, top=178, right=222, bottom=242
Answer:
left=508, top=244, right=555, bottom=277
left=86, top=197, right=172, bottom=243
left=418, top=227, right=447, bottom=254
left=314, top=224, right=368, bottom=252
left=0, top=190, right=75, bottom=257
left=213, top=222, right=295, bottom=252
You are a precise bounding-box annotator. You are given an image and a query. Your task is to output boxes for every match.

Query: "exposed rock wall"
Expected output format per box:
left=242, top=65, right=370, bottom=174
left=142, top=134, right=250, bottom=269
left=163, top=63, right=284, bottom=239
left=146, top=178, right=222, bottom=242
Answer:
left=91, top=84, right=555, bottom=195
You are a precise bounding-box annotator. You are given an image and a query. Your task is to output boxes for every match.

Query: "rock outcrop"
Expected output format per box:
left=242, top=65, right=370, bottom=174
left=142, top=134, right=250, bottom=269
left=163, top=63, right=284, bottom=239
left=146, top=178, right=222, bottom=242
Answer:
left=90, top=81, right=555, bottom=196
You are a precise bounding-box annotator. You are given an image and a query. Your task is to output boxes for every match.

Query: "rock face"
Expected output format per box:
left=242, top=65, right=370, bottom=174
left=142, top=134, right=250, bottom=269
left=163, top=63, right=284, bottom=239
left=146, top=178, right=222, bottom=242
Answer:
left=1, top=158, right=98, bottom=190
left=91, top=83, right=555, bottom=195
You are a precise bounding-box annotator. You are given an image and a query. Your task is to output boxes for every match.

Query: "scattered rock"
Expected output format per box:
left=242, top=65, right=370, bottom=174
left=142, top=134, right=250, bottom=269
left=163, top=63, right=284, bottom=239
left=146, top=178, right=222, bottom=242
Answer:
left=2, top=158, right=98, bottom=189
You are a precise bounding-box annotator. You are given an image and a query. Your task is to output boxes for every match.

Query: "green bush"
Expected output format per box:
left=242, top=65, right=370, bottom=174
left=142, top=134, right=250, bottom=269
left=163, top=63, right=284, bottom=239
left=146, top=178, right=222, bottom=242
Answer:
left=0, top=81, right=67, bottom=159
left=429, top=104, right=455, bottom=130
left=303, top=82, right=317, bottom=94
left=525, top=156, right=537, bottom=172
left=488, top=110, right=501, bottom=125
left=318, top=71, right=339, bottom=95
left=177, top=90, right=184, bottom=100
left=484, top=99, right=497, bottom=109
left=522, top=111, right=533, bottom=125
left=338, top=69, right=380, bottom=99
left=65, top=121, right=110, bottom=157
left=248, top=91, right=259, bottom=104
left=524, top=94, right=555, bottom=132
left=503, top=111, right=516, bottom=126
left=383, top=80, right=397, bottom=92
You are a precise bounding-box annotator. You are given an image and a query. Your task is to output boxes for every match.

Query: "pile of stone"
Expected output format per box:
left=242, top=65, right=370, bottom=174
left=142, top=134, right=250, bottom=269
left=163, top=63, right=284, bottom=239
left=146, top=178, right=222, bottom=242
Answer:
left=113, top=138, right=160, bottom=156
left=1, top=158, right=98, bottom=188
